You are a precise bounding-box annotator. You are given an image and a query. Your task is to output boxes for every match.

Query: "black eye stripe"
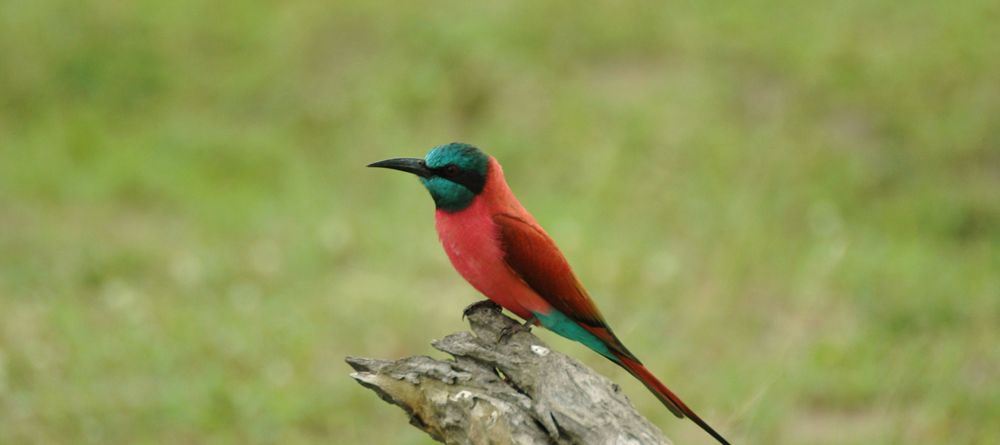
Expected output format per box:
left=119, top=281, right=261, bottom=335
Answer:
left=431, top=164, right=486, bottom=194
left=433, top=164, right=461, bottom=178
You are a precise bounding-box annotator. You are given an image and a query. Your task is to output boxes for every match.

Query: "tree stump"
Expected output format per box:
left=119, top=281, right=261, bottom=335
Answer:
left=346, top=302, right=670, bottom=445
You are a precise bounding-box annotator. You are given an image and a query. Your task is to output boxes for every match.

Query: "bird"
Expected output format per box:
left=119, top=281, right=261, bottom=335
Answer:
left=369, top=142, right=730, bottom=444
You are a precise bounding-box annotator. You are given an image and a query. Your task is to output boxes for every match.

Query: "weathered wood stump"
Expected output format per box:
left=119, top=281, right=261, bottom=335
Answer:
left=346, top=302, right=670, bottom=445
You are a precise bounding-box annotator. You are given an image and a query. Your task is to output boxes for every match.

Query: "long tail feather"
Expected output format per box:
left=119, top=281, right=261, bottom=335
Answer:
left=615, top=354, right=731, bottom=445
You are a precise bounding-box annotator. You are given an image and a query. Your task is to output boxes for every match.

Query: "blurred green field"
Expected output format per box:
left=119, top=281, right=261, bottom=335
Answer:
left=1, top=1, right=998, bottom=444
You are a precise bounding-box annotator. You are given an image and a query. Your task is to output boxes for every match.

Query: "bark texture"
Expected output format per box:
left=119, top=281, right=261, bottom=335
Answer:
left=346, top=302, right=670, bottom=445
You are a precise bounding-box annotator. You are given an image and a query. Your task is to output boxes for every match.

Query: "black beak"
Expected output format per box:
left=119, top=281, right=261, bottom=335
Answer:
left=367, top=158, right=433, bottom=178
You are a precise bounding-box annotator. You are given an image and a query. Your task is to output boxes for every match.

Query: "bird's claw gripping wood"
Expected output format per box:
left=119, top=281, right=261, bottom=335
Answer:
left=462, top=299, right=502, bottom=320
left=346, top=308, right=671, bottom=445
left=462, top=299, right=536, bottom=343
left=498, top=316, right=536, bottom=342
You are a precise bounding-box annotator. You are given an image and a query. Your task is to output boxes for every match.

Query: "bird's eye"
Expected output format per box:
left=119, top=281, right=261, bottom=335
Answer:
left=442, top=164, right=460, bottom=176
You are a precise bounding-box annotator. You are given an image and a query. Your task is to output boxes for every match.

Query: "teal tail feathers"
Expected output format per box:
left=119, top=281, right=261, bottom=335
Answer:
left=533, top=309, right=731, bottom=444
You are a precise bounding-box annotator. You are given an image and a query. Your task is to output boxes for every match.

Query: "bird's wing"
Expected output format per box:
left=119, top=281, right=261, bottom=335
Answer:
left=493, top=212, right=638, bottom=361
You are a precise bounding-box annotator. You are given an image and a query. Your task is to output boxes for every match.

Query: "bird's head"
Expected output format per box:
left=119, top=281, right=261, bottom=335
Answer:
left=368, top=142, right=489, bottom=212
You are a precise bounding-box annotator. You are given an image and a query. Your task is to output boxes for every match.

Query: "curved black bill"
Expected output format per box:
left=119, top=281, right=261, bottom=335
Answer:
left=367, top=157, right=432, bottom=178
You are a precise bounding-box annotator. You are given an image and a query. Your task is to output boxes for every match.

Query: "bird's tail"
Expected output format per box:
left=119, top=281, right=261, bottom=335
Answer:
left=615, top=353, right=731, bottom=445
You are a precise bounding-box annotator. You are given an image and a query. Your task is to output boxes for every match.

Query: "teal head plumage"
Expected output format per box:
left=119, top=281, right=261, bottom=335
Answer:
left=420, top=143, right=489, bottom=212
left=367, top=142, right=489, bottom=212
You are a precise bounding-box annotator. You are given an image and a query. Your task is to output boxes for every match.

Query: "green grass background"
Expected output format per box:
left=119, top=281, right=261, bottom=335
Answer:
left=1, top=1, right=998, bottom=443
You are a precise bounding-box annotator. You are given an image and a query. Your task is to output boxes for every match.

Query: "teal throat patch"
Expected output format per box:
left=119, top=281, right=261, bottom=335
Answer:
left=419, top=142, right=489, bottom=212
left=533, top=310, right=615, bottom=361
left=420, top=176, right=476, bottom=212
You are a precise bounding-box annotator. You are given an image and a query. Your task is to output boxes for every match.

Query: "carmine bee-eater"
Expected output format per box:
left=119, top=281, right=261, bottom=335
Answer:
left=369, top=142, right=730, bottom=444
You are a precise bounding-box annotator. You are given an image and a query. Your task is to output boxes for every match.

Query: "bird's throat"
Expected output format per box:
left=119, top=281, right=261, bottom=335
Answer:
left=421, top=176, right=477, bottom=212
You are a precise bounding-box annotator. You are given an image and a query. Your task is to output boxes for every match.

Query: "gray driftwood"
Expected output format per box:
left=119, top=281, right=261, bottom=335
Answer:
left=346, top=302, right=670, bottom=445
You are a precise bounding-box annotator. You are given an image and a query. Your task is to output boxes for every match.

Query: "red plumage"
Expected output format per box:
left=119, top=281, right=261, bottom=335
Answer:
left=433, top=156, right=729, bottom=444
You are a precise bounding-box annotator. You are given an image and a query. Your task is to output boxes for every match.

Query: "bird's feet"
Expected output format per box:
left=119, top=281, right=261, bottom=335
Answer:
left=498, top=316, right=537, bottom=343
left=462, top=299, right=502, bottom=319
